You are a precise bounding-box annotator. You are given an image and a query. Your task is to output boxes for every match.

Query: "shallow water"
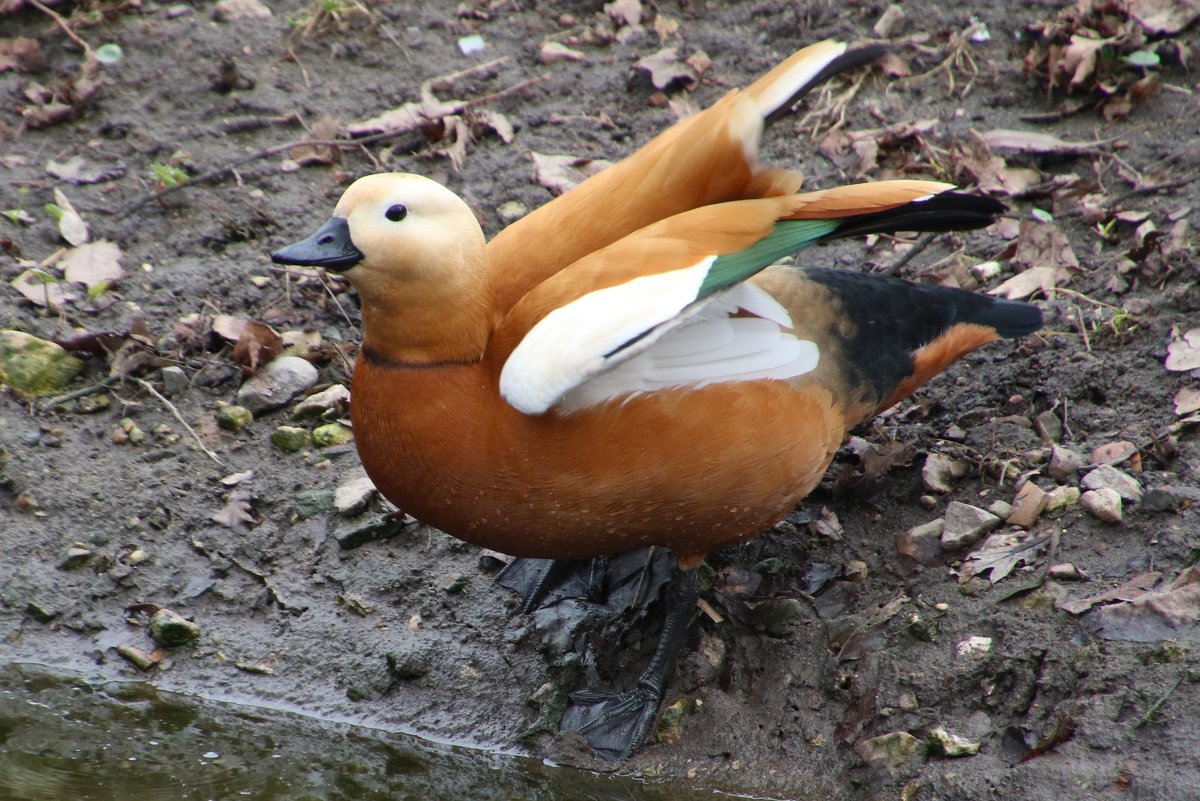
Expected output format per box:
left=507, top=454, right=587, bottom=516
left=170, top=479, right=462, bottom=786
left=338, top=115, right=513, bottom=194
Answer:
left=0, top=663, right=730, bottom=801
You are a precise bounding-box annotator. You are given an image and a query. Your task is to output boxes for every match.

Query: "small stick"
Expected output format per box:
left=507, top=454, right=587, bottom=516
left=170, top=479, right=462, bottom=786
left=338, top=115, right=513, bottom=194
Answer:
left=41, top=375, right=119, bottom=408
left=28, top=0, right=94, bottom=56
left=1133, top=672, right=1185, bottom=728
left=881, top=232, right=937, bottom=276
left=133, top=377, right=223, bottom=465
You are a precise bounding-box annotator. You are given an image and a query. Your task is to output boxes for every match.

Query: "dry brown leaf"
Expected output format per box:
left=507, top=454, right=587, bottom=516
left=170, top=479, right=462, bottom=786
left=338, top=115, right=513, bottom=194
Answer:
left=1059, top=572, right=1160, bottom=615
left=1165, top=328, right=1200, bottom=372
left=538, top=41, right=585, bottom=64
left=61, top=240, right=124, bottom=288
left=11, top=268, right=76, bottom=308
left=212, top=487, right=259, bottom=532
left=1126, top=0, right=1200, bottom=35
left=530, top=152, right=613, bottom=195
left=51, top=187, right=88, bottom=245
left=472, top=109, right=513, bottom=143
left=211, top=314, right=249, bottom=343
left=959, top=532, right=1048, bottom=584
left=46, top=155, right=125, bottom=184
left=987, top=266, right=1068, bottom=300
left=232, top=321, right=283, bottom=374
left=981, top=129, right=1098, bottom=155
left=635, top=47, right=697, bottom=91
left=1174, top=386, right=1200, bottom=416
left=0, top=36, right=43, bottom=73
left=1094, top=567, right=1200, bottom=642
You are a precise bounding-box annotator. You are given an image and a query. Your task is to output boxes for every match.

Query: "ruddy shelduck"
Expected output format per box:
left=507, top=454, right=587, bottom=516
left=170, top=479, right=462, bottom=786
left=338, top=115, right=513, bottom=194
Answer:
left=272, top=40, right=1042, bottom=759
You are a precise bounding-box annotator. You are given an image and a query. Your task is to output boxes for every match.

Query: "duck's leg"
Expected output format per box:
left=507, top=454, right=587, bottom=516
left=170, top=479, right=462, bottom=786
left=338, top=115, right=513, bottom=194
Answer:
left=560, top=566, right=700, bottom=759
left=499, top=557, right=609, bottom=613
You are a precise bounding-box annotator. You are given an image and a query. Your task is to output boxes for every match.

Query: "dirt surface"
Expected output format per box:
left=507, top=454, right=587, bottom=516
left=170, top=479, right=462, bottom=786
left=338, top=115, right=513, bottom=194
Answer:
left=2, top=1, right=1199, bottom=799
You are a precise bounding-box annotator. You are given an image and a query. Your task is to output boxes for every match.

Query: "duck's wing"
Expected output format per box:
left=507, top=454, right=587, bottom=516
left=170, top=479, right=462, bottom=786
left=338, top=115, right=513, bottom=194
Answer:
left=486, top=41, right=888, bottom=313
left=492, top=181, right=1006, bottom=416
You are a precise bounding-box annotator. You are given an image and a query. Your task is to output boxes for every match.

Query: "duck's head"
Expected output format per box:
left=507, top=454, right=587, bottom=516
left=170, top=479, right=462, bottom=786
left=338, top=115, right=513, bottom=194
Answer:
left=271, top=173, right=492, bottom=361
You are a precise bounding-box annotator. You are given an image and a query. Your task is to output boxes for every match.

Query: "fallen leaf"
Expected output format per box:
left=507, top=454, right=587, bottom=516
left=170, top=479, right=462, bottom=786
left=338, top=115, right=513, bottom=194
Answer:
left=45, top=155, right=126, bottom=184
left=232, top=321, right=283, bottom=374
left=212, top=487, right=259, bottom=532
left=11, top=268, right=76, bottom=308
left=0, top=36, right=43, bottom=73
left=981, top=129, right=1099, bottom=155
left=530, top=152, right=613, bottom=195
left=538, top=41, right=585, bottom=64
left=61, top=240, right=124, bottom=288
left=1174, top=386, right=1200, bottom=416
left=635, top=47, right=697, bottom=91
left=1095, top=567, right=1200, bottom=642
left=960, top=533, right=1049, bottom=584
left=987, top=265, right=1068, bottom=300
left=471, top=109, right=513, bottom=143
left=1164, top=328, right=1200, bottom=372
left=653, top=13, right=680, bottom=40
left=1058, top=571, right=1161, bottom=615
left=1126, top=0, right=1200, bottom=35
left=605, top=0, right=642, bottom=28
left=48, top=187, right=88, bottom=245
left=211, top=314, right=249, bottom=343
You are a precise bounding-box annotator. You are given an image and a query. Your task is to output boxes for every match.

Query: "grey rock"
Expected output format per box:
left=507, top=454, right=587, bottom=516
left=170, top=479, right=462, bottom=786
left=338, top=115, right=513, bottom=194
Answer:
left=1080, top=488, right=1123, bottom=524
left=895, top=519, right=944, bottom=566
left=1047, top=445, right=1085, bottom=482
left=160, top=365, right=188, bottom=396
left=150, top=608, right=201, bottom=647
left=941, top=502, right=1001, bottom=550
left=334, top=474, right=377, bottom=515
left=922, top=452, right=969, bottom=494
left=236, top=356, right=318, bottom=414
left=1081, top=464, right=1143, bottom=502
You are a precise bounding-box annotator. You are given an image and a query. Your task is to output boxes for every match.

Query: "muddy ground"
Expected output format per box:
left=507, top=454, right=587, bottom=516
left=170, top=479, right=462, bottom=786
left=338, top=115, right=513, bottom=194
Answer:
left=2, top=1, right=1199, bottom=799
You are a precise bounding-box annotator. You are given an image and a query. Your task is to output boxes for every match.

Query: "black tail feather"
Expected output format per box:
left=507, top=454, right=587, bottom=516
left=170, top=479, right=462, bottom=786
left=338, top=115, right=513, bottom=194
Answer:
left=763, top=44, right=891, bottom=127
left=821, top=192, right=1007, bottom=241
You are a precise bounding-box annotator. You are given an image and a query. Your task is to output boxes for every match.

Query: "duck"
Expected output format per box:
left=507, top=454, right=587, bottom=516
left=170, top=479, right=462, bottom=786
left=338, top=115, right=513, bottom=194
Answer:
left=271, top=40, right=1043, bottom=759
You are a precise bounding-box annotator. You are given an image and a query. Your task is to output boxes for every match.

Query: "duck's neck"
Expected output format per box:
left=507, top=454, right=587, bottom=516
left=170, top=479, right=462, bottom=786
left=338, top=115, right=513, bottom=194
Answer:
left=358, top=285, right=493, bottom=366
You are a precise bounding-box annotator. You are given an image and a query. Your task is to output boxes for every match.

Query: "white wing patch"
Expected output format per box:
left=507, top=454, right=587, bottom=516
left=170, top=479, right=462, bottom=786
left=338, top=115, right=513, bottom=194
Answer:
left=500, top=268, right=820, bottom=416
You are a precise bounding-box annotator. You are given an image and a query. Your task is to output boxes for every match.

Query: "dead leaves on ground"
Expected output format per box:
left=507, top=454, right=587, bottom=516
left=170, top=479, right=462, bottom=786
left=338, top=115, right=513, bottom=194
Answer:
left=1022, top=0, right=1189, bottom=120
left=1060, top=566, right=1200, bottom=642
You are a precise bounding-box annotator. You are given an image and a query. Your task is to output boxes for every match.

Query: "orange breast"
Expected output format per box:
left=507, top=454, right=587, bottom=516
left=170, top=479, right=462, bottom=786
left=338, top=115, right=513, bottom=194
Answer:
left=350, top=358, right=847, bottom=567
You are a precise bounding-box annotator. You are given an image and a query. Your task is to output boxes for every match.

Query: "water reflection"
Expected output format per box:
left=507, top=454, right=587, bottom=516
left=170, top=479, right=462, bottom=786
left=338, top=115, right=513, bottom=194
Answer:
left=0, top=663, right=715, bottom=801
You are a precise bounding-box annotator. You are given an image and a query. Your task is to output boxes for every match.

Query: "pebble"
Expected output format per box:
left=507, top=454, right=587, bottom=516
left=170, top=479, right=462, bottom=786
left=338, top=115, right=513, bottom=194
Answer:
left=213, top=0, right=272, bottom=20
left=1033, top=410, right=1062, bottom=443
left=928, top=726, right=981, bottom=757
left=1081, top=464, right=1143, bottom=502
left=922, top=452, right=969, bottom=494
left=856, top=731, right=921, bottom=775
left=292, top=384, right=350, bottom=420
left=956, top=635, right=992, bottom=659
left=294, top=489, right=334, bottom=520
left=334, top=474, right=377, bottom=515
left=216, top=404, right=253, bottom=432
left=235, top=356, right=318, bottom=414
left=1007, top=482, right=1048, bottom=528
left=895, top=519, right=944, bottom=566
left=940, top=502, right=1001, bottom=550
left=59, top=544, right=92, bottom=570
left=160, top=365, right=188, bottom=396
left=387, top=647, right=430, bottom=680
left=1047, top=445, right=1085, bottom=482
left=150, top=608, right=201, bottom=647
left=1043, top=485, right=1081, bottom=515
left=1080, top=487, right=1123, bottom=524
left=271, top=425, right=310, bottom=453
left=496, top=200, right=530, bottom=223
left=987, top=500, right=1013, bottom=519
left=0, top=330, right=84, bottom=397
left=1091, top=440, right=1138, bottom=468
left=313, top=421, right=354, bottom=447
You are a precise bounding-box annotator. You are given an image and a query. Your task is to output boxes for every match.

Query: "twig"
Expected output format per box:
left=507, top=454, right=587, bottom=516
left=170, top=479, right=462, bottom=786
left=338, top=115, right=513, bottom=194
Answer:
left=132, top=377, right=223, bottom=465
left=1133, top=672, right=1186, bottom=728
left=41, top=375, right=120, bottom=408
left=27, top=0, right=94, bottom=57
left=881, top=232, right=938, bottom=276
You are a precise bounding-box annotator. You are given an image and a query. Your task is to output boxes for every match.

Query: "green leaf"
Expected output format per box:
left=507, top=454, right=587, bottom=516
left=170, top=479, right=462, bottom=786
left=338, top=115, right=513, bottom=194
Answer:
left=95, top=43, right=123, bottom=65
left=1126, top=50, right=1160, bottom=68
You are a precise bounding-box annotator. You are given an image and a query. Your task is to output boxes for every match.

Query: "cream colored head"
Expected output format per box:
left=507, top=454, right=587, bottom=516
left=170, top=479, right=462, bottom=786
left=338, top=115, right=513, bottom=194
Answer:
left=311, top=173, right=493, bottom=363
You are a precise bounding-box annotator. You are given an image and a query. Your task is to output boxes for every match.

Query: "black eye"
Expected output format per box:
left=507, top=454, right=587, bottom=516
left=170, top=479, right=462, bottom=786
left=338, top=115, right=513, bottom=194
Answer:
left=385, top=204, right=407, bottom=222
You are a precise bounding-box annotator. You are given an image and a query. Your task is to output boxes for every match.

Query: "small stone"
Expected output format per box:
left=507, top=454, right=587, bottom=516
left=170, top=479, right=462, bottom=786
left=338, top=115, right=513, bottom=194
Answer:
left=235, top=356, right=318, bottom=414
left=987, top=500, right=1013, bottom=519
left=165, top=3, right=193, bottom=17
left=334, top=475, right=376, bottom=515
left=387, top=648, right=430, bottom=680
left=1007, top=482, right=1048, bottom=528
left=149, top=608, right=201, bottom=647
left=0, top=330, right=84, bottom=398
left=292, top=383, right=350, bottom=420
left=897, top=691, right=919, bottom=712
left=127, top=548, right=148, bottom=565
left=956, top=635, right=992, bottom=659
left=943, top=424, right=967, bottom=442
left=940, top=502, right=1001, bottom=550
left=1081, top=464, right=1143, bottom=502
left=1047, top=445, right=1085, bottom=482
left=294, top=489, right=334, bottom=520
left=857, top=731, right=922, bottom=775
left=1091, top=440, right=1138, bottom=468
left=160, top=365, right=188, bottom=397
left=26, top=600, right=60, bottom=623
left=271, top=425, right=310, bottom=453
left=758, top=598, right=806, bottom=637
left=1033, top=410, right=1062, bottom=443
left=1048, top=563, right=1088, bottom=581
left=1043, top=485, right=1081, bottom=515
left=76, top=393, right=110, bottom=413
left=213, top=0, right=272, bottom=20
left=895, top=519, right=944, bottom=566
left=118, top=644, right=160, bottom=671
left=655, top=697, right=696, bottom=745
left=335, top=515, right=414, bottom=550
left=312, top=422, right=353, bottom=448
left=1018, top=580, right=1066, bottom=610
left=216, top=404, right=253, bottom=432
left=919, top=494, right=938, bottom=510
left=441, top=574, right=469, bottom=594
left=922, top=452, right=969, bottom=494
left=496, top=199, right=529, bottom=222
left=59, top=544, right=92, bottom=570
left=928, top=726, right=980, bottom=757
left=1080, top=488, right=1123, bottom=524
left=844, top=560, right=869, bottom=582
